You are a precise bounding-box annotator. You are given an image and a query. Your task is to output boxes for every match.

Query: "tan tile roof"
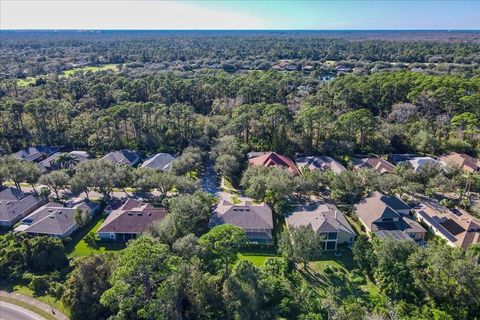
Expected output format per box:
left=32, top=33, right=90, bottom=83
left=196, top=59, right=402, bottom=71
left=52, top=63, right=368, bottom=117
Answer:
left=439, top=152, right=480, bottom=173
left=354, top=157, right=395, bottom=174
left=414, top=201, right=480, bottom=249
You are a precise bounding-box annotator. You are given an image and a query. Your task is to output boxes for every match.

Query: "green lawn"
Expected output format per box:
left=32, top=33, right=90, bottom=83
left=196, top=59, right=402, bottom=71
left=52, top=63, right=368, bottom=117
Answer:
left=309, top=245, right=356, bottom=272
left=62, top=64, right=118, bottom=77
left=67, top=214, right=125, bottom=257
left=16, top=77, right=37, bottom=87
left=16, top=64, right=119, bottom=86
left=238, top=251, right=280, bottom=267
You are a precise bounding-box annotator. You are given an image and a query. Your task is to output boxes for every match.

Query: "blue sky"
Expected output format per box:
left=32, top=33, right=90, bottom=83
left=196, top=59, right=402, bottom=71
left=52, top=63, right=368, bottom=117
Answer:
left=1, top=0, right=479, bottom=30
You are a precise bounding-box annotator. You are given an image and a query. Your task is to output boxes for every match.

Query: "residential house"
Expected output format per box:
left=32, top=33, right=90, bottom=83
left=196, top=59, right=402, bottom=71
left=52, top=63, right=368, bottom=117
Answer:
left=97, top=198, right=167, bottom=241
left=286, top=203, right=356, bottom=250
left=38, top=150, right=90, bottom=172
left=355, top=192, right=426, bottom=241
left=0, top=187, right=44, bottom=227
left=406, top=157, right=440, bottom=173
left=249, top=152, right=300, bottom=175
left=335, top=65, right=351, bottom=72
left=247, top=151, right=270, bottom=159
left=413, top=200, right=480, bottom=249
left=210, top=199, right=274, bottom=244
left=285, top=64, right=299, bottom=71
left=140, top=153, right=176, bottom=171
left=439, top=152, right=480, bottom=173
left=353, top=157, right=396, bottom=174
left=12, top=146, right=60, bottom=162
left=15, top=200, right=100, bottom=237
left=101, top=149, right=140, bottom=166
left=295, top=155, right=346, bottom=175
left=388, top=154, right=417, bottom=165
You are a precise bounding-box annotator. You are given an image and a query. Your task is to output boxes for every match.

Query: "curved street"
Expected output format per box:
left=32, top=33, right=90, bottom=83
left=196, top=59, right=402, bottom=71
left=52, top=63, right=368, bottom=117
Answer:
left=0, top=301, right=44, bottom=320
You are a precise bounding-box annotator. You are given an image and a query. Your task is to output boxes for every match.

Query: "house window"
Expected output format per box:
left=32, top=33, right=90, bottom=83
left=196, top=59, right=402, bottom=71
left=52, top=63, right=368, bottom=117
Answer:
left=325, top=241, right=337, bottom=250
left=327, top=232, right=337, bottom=240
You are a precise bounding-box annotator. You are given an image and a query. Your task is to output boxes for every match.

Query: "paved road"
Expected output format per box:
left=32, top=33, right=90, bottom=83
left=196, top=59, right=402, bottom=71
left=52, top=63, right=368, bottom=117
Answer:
left=0, top=292, right=67, bottom=320
left=0, top=301, right=44, bottom=320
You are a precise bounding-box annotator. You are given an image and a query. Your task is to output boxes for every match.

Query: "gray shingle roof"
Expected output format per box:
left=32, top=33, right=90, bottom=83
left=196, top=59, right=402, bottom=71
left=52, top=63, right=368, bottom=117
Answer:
left=38, top=151, right=90, bottom=171
left=0, top=187, right=43, bottom=225
left=355, top=192, right=425, bottom=236
left=12, top=146, right=60, bottom=162
left=101, top=149, right=140, bottom=166
left=210, top=200, right=273, bottom=230
left=295, top=156, right=346, bottom=175
left=140, top=153, right=176, bottom=171
left=286, top=203, right=355, bottom=236
left=16, top=200, right=99, bottom=236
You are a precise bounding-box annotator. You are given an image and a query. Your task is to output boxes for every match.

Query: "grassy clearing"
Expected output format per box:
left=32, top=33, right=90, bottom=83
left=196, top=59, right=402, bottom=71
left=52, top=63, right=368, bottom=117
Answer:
left=62, top=64, right=118, bottom=77
left=0, top=295, right=57, bottom=320
left=16, top=77, right=37, bottom=87
left=16, top=64, right=119, bottom=86
left=67, top=214, right=125, bottom=257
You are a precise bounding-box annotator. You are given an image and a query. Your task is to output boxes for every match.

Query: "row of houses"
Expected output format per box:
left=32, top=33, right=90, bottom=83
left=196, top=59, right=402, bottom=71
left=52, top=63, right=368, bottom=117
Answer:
left=247, top=151, right=480, bottom=177
left=2, top=182, right=479, bottom=249
left=10, top=146, right=176, bottom=171
left=356, top=152, right=480, bottom=174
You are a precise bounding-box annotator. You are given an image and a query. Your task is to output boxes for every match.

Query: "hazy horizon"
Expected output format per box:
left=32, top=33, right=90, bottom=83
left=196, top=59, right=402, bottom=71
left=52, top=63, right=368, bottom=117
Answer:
left=2, top=0, right=479, bottom=30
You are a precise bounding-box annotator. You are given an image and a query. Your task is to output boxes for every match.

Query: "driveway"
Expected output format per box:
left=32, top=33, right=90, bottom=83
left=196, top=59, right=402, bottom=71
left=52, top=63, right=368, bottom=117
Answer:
left=199, top=159, right=219, bottom=195
left=200, top=159, right=252, bottom=203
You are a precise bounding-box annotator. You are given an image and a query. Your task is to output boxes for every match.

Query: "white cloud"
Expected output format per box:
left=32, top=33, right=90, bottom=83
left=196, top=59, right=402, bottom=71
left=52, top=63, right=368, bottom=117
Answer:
left=0, top=0, right=266, bottom=29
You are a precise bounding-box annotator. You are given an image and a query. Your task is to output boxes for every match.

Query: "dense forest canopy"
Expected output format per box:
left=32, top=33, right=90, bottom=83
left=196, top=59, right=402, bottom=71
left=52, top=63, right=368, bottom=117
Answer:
left=2, top=30, right=480, bottom=78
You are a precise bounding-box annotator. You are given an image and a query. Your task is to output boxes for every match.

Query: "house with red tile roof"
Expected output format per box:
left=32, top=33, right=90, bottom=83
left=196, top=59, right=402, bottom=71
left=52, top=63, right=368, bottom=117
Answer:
left=97, top=198, right=167, bottom=241
left=248, top=152, right=300, bottom=175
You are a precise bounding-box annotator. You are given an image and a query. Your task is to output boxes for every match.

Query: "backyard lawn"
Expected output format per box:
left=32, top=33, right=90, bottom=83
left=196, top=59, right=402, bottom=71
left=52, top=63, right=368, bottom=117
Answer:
left=238, top=251, right=280, bottom=266
left=309, top=244, right=356, bottom=272
left=67, top=214, right=125, bottom=257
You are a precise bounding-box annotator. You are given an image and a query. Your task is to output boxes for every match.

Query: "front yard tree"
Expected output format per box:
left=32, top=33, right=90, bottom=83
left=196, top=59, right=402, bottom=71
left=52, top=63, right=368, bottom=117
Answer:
left=199, top=224, right=247, bottom=279
left=215, top=154, right=240, bottom=180
left=39, top=170, right=70, bottom=199
left=74, top=160, right=117, bottom=199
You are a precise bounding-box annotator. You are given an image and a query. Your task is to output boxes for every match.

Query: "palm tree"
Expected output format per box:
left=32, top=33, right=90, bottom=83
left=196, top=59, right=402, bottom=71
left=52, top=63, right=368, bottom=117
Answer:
left=54, top=153, right=79, bottom=173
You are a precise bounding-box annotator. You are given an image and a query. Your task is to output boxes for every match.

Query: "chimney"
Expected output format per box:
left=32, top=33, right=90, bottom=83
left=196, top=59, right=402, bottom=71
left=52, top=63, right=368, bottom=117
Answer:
left=335, top=210, right=338, bottom=220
